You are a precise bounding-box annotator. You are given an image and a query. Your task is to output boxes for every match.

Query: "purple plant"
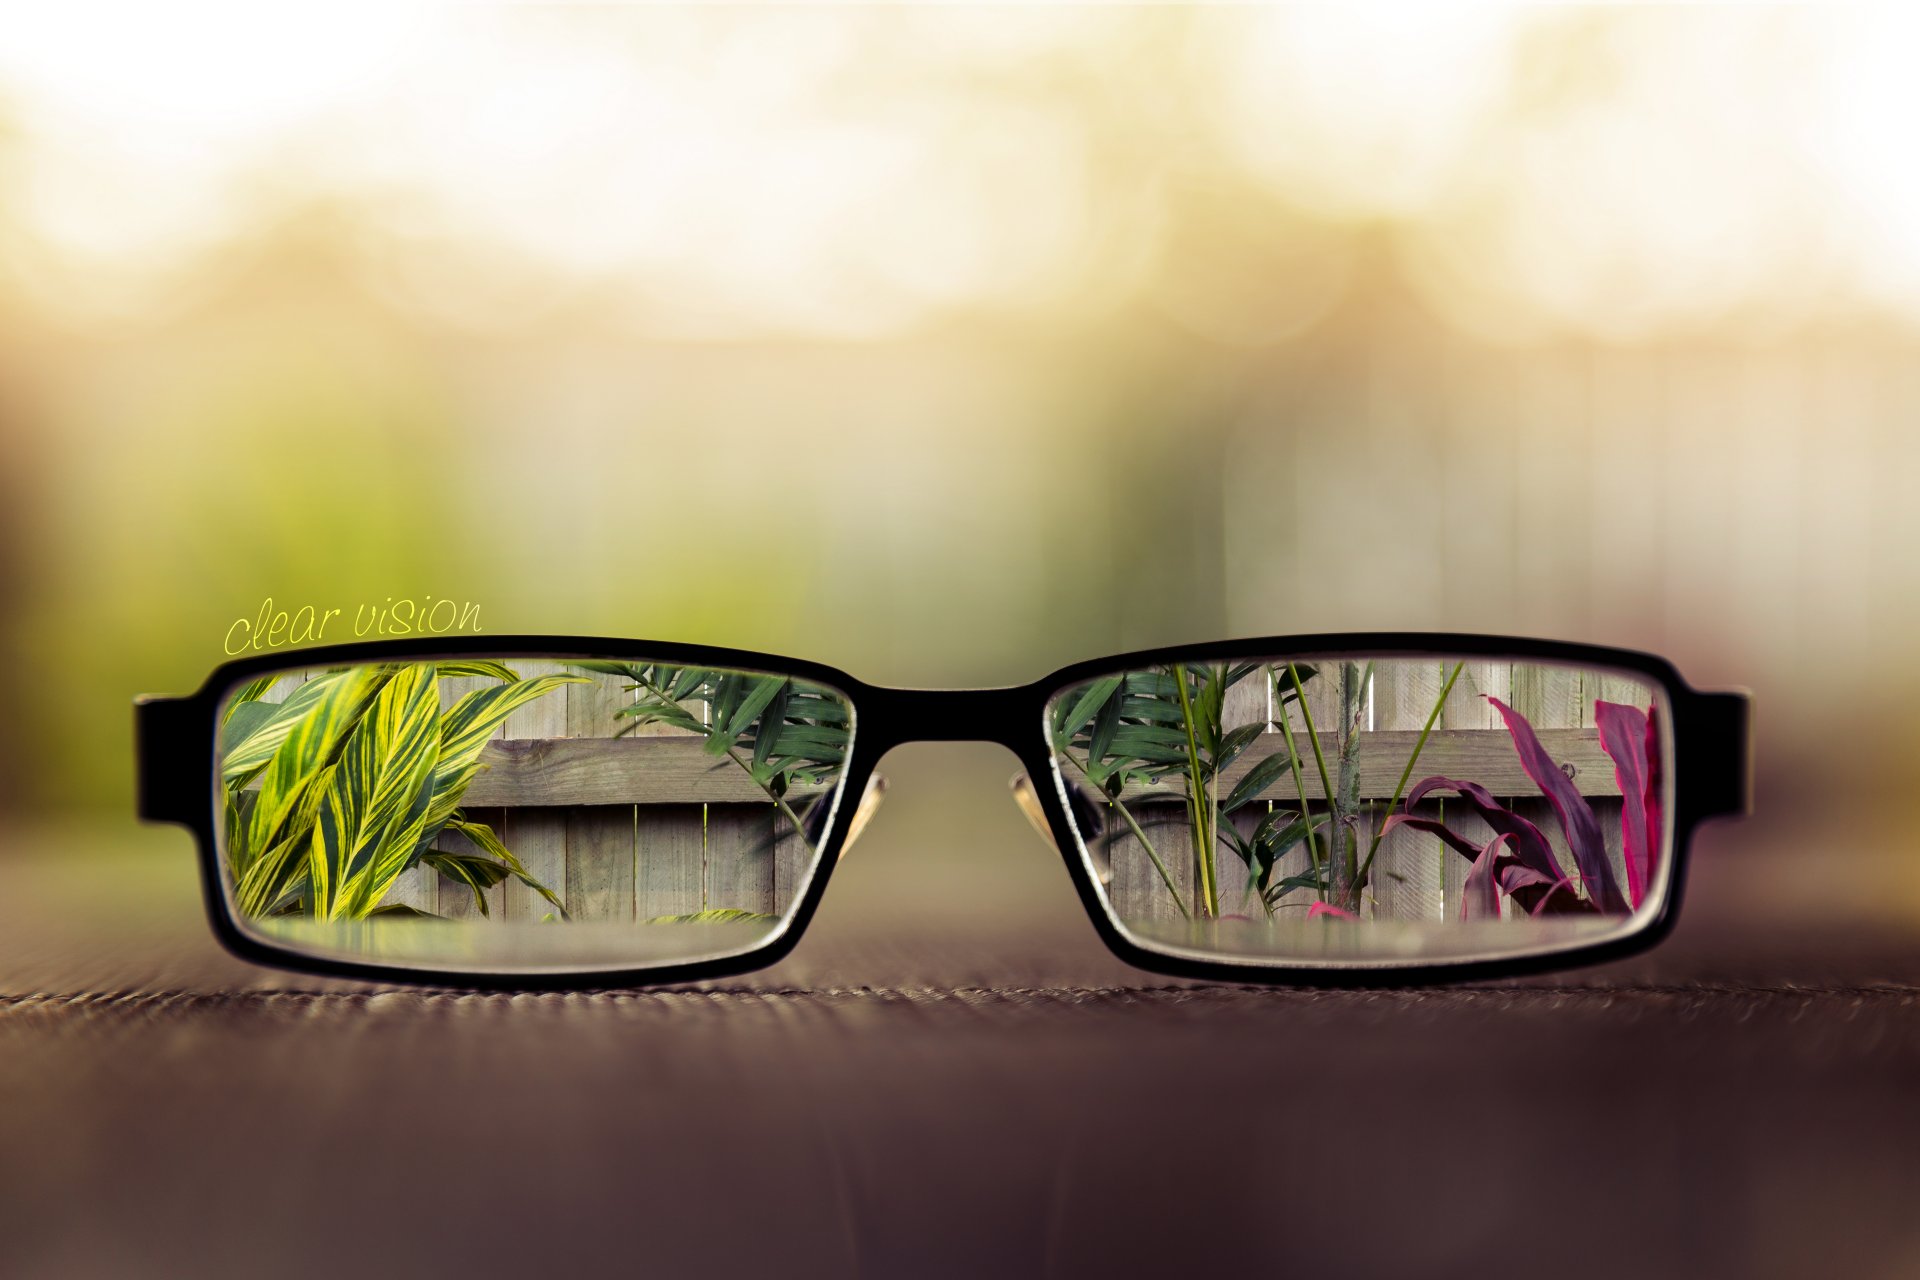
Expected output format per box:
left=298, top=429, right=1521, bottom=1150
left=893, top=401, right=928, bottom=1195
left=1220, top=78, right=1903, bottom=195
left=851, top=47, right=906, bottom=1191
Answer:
left=1379, top=697, right=1662, bottom=920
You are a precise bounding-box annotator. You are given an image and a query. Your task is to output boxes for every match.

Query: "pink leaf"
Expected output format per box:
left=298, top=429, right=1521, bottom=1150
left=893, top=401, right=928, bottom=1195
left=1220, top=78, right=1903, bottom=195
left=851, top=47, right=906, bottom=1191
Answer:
left=1306, top=902, right=1355, bottom=920
left=1460, top=833, right=1514, bottom=921
left=1594, top=700, right=1657, bottom=910
left=1395, top=781, right=1564, bottom=886
left=1486, top=697, right=1627, bottom=914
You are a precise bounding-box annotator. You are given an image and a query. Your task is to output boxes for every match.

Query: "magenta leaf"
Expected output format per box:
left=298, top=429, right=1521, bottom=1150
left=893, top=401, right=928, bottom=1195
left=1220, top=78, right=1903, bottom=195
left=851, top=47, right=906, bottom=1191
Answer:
left=1306, top=902, right=1355, bottom=920
left=1460, top=834, right=1514, bottom=921
left=1594, top=700, right=1656, bottom=909
left=1378, top=813, right=1482, bottom=861
left=1486, top=697, right=1627, bottom=914
left=1644, top=706, right=1663, bottom=901
left=1401, top=777, right=1565, bottom=887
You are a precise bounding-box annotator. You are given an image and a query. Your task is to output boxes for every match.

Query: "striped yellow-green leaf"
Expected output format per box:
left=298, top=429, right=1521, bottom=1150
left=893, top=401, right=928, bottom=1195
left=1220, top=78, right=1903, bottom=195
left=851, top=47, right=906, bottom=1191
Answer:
left=417, top=675, right=589, bottom=839
left=235, top=761, right=337, bottom=916
left=308, top=664, right=442, bottom=919
left=443, top=815, right=568, bottom=919
left=435, top=660, right=520, bottom=684
left=243, top=666, right=394, bottom=860
left=221, top=668, right=384, bottom=785
left=420, top=850, right=513, bottom=916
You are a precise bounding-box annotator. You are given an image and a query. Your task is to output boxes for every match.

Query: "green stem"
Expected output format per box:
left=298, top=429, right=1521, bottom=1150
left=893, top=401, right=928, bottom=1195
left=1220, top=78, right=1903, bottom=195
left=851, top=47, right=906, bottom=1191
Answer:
left=1287, top=662, right=1337, bottom=901
left=1170, top=663, right=1218, bottom=917
left=1272, top=684, right=1320, bottom=902
left=1356, top=660, right=1465, bottom=888
left=1060, top=750, right=1191, bottom=920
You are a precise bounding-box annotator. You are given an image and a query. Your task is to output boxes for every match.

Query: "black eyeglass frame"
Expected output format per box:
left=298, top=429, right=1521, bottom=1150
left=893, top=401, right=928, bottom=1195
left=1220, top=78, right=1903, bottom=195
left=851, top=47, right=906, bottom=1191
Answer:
left=136, top=632, right=1749, bottom=990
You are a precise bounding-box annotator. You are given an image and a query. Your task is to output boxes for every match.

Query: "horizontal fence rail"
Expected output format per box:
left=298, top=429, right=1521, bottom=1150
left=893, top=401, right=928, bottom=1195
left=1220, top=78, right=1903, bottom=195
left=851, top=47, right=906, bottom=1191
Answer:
left=460, top=738, right=833, bottom=807
left=1097, top=727, right=1621, bottom=805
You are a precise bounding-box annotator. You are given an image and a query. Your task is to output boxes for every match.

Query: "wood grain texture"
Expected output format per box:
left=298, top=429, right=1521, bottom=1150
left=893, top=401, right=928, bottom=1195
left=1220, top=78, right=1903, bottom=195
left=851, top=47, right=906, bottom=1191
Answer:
left=635, top=805, right=706, bottom=920
left=564, top=806, right=637, bottom=923
left=496, top=661, right=571, bottom=920
left=463, top=738, right=833, bottom=807
left=705, top=806, right=778, bottom=916
left=1367, top=661, right=1449, bottom=921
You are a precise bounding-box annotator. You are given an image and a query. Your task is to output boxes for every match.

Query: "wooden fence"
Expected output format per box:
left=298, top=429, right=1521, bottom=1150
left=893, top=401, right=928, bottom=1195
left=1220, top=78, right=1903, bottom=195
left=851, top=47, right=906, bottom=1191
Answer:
left=241, top=657, right=1648, bottom=929
left=1098, top=659, right=1648, bottom=926
left=251, top=667, right=816, bottom=923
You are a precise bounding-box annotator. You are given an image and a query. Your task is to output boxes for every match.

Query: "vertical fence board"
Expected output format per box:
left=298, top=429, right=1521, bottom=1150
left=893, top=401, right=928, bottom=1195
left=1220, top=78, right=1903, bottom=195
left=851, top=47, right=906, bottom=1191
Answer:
left=635, top=806, right=707, bottom=920
left=773, top=819, right=813, bottom=917
left=1443, top=660, right=1510, bottom=731
left=567, top=806, right=637, bottom=923
left=705, top=805, right=778, bottom=916
left=1368, top=660, right=1448, bottom=922
left=497, top=661, right=573, bottom=922
left=1217, top=670, right=1268, bottom=917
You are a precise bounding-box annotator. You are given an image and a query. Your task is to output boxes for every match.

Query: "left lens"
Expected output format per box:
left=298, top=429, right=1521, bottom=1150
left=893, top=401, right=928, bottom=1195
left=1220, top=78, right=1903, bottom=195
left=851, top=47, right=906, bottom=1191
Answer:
left=1045, top=652, right=1671, bottom=968
left=214, top=655, right=854, bottom=976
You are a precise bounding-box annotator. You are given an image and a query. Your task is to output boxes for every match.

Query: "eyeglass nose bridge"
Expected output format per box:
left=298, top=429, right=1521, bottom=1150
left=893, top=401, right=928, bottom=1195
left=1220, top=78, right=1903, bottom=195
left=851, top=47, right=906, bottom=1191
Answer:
left=857, top=684, right=1035, bottom=749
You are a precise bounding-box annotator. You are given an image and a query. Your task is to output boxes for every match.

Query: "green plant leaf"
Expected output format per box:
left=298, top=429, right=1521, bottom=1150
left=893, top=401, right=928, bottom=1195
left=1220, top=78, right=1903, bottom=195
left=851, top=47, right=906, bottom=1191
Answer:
left=221, top=667, right=384, bottom=785
left=1222, top=749, right=1294, bottom=815
left=645, top=908, right=773, bottom=924
left=421, top=674, right=592, bottom=841
left=308, top=664, right=443, bottom=919
left=421, top=850, right=514, bottom=917
left=1055, top=677, right=1122, bottom=744
left=436, top=660, right=521, bottom=683
left=242, top=666, right=394, bottom=857
left=444, top=815, right=568, bottom=919
left=753, top=681, right=791, bottom=770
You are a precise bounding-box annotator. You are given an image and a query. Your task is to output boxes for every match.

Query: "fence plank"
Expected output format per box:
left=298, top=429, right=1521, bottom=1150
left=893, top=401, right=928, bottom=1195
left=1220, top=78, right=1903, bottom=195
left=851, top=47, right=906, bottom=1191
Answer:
left=705, top=805, right=778, bottom=916
left=462, top=738, right=834, bottom=806
left=1367, top=660, right=1448, bottom=922
left=496, top=661, right=573, bottom=922
left=635, top=806, right=708, bottom=921
left=566, top=805, right=637, bottom=923
left=773, top=817, right=812, bottom=917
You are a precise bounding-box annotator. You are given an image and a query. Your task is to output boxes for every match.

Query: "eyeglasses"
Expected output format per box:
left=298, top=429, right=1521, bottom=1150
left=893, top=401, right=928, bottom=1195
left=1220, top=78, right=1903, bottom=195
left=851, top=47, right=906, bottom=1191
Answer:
left=133, top=633, right=1749, bottom=988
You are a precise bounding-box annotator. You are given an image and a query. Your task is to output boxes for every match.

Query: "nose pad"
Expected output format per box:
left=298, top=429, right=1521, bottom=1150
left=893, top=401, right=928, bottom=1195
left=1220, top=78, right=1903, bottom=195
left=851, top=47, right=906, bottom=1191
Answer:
left=837, top=773, right=889, bottom=859
left=1008, top=771, right=1112, bottom=887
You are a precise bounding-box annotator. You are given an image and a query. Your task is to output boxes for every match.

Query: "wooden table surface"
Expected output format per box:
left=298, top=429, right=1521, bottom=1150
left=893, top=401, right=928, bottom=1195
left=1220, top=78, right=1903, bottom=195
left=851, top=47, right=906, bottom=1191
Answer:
left=4, top=752, right=1917, bottom=1279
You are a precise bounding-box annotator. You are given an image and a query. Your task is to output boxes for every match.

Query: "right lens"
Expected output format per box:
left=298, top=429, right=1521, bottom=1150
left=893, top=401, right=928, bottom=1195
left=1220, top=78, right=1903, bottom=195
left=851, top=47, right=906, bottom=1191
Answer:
left=213, top=655, right=855, bottom=976
left=1045, top=652, right=1671, bottom=969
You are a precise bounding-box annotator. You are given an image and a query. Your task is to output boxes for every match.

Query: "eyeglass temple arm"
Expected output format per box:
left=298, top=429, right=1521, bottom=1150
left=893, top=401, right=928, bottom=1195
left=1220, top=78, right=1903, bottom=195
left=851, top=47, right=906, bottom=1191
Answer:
left=134, top=695, right=197, bottom=826
left=1689, top=689, right=1752, bottom=820
left=837, top=773, right=888, bottom=857
left=1009, top=771, right=1112, bottom=886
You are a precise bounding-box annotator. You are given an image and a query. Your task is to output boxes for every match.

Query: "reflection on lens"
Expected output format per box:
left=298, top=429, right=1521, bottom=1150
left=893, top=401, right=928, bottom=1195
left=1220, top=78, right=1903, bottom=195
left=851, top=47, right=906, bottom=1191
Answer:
left=1046, top=655, right=1669, bottom=966
left=215, top=657, right=853, bottom=974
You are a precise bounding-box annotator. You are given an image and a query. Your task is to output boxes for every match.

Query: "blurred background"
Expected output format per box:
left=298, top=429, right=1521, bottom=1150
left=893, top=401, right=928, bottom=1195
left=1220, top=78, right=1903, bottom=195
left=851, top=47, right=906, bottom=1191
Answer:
left=1, top=5, right=1914, bottom=912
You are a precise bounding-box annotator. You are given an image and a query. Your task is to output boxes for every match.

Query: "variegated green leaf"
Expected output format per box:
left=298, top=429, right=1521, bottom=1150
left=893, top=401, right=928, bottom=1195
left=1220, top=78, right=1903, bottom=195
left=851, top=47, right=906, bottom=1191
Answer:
left=221, top=668, right=377, bottom=784
left=444, top=815, right=568, bottom=919
left=645, top=908, right=773, bottom=924
left=243, top=666, right=394, bottom=858
left=417, top=675, right=590, bottom=840
left=435, top=660, right=520, bottom=683
left=421, top=850, right=513, bottom=916
left=309, top=664, right=442, bottom=919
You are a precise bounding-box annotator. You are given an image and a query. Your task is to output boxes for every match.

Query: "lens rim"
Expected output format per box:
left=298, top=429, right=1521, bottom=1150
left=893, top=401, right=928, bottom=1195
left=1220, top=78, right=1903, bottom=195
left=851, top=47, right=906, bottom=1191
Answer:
left=135, top=631, right=1748, bottom=988
left=1023, top=632, right=1747, bottom=986
left=141, top=635, right=876, bottom=989
left=1040, top=649, right=1679, bottom=973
